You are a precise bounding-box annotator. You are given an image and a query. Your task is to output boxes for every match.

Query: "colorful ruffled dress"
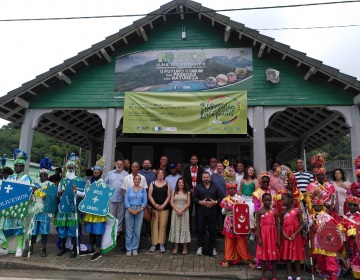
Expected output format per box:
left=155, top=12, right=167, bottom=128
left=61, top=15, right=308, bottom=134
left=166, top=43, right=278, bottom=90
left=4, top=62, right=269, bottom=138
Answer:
left=306, top=181, right=336, bottom=213
left=280, top=208, right=305, bottom=260
left=256, top=209, right=279, bottom=261
left=340, top=211, right=360, bottom=279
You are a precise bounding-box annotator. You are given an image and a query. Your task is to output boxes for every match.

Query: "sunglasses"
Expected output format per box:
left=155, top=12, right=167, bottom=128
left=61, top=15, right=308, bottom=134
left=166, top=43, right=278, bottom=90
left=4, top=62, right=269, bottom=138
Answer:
left=262, top=181, right=270, bottom=184
left=348, top=203, right=358, bottom=207
left=14, top=165, right=23, bottom=167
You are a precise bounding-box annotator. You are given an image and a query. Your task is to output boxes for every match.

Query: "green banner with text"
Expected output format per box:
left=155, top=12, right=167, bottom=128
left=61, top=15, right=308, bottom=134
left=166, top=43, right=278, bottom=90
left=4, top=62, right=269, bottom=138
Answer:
left=123, top=91, right=247, bottom=134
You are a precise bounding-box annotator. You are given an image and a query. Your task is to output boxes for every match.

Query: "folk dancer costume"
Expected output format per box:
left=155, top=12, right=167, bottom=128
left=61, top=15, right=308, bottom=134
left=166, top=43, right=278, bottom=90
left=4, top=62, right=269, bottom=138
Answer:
left=306, top=153, right=336, bottom=213
left=54, top=153, right=84, bottom=257
left=0, top=155, right=6, bottom=186
left=0, top=149, right=33, bottom=257
left=219, top=166, right=254, bottom=268
left=83, top=157, right=118, bottom=259
left=343, top=155, right=360, bottom=215
left=274, top=166, right=305, bottom=219
left=339, top=194, right=360, bottom=279
left=25, top=157, right=54, bottom=257
left=252, top=171, right=276, bottom=269
left=308, top=186, right=341, bottom=280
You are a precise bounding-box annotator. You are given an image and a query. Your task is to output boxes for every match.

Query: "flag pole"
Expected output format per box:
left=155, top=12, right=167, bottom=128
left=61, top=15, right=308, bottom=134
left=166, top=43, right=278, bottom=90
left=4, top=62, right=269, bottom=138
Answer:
left=73, top=178, right=80, bottom=260
left=27, top=175, right=39, bottom=260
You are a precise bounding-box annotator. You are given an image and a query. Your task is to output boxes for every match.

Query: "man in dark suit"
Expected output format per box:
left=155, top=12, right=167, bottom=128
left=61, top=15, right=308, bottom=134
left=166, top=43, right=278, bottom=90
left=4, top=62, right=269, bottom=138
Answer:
left=183, top=155, right=204, bottom=232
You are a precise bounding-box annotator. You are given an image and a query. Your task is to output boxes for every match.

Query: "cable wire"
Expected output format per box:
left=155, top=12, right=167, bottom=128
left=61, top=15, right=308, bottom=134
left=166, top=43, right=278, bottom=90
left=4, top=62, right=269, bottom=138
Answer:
left=0, top=1, right=359, bottom=22
left=256, top=24, right=360, bottom=30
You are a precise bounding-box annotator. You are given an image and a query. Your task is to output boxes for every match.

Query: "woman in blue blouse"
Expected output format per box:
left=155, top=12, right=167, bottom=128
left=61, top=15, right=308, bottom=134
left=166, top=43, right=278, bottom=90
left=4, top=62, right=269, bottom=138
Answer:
left=125, top=174, right=147, bottom=256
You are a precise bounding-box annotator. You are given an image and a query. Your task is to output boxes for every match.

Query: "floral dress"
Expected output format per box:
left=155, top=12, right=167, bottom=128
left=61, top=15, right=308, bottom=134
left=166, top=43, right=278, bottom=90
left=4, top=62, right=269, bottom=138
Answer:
left=169, top=192, right=191, bottom=243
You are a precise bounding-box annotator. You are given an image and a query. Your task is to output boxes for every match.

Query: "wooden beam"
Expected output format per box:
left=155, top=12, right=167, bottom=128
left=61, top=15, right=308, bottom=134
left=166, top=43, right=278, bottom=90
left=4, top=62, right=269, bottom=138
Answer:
left=304, top=67, right=316, bottom=80
left=198, top=13, right=201, bottom=20
left=224, top=26, right=231, bottom=42
left=14, top=97, right=29, bottom=108
left=266, top=137, right=298, bottom=142
left=4, top=106, right=24, bottom=118
left=123, top=37, right=128, bottom=44
left=109, top=44, right=115, bottom=51
left=163, top=15, right=166, bottom=22
left=328, top=77, right=333, bottom=82
left=42, top=82, right=49, bottom=88
left=300, top=112, right=340, bottom=140
left=344, top=84, right=350, bottom=90
left=212, top=19, right=214, bottom=26
left=297, top=61, right=302, bottom=67
left=149, top=22, right=154, bottom=29
left=100, top=48, right=112, bottom=63
left=238, top=32, right=242, bottom=40
left=282, top=54, right=286, bottom=60
left=28, top=90, right=36, bottom=95
left=179, top=5, right=184, bottom=19
left=139, top=27, right=148, bottom=42
left=57, top=71, right=72, bottom=84
left=136, top=29, right=140, bottom=36
left=96, top=52, right=102, bottom=59
left=82, top=59, right=89, bottom=66
left=267, top=47, right=271, bottom=53
left=69, top=67, right=76, bottom=73
left=258, top=43, right=266, bottom=58
left=253, top=40, right=256, bottom=46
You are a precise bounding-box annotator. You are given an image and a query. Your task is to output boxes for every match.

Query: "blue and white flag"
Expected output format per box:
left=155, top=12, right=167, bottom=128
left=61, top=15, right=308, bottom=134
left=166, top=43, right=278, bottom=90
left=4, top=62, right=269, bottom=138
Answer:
left=78, top=181, right=114, bottom=216
left=0, top=181, right=33, bottom=212
left=59, top=179, right=86, bottom=214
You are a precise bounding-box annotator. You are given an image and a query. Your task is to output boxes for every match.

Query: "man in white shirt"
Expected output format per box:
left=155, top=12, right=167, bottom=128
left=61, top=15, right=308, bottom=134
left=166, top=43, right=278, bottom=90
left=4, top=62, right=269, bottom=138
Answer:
left=205, top=158, right=217, bottom=176
left=235, top=162, right=245, bottom=192
left=121, top=162, right=147, bottom=199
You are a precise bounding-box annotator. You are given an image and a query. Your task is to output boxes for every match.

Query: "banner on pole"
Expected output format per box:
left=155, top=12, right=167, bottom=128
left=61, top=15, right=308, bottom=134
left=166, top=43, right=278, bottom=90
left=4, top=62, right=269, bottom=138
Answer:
left=43, top=183, right=60, bottom=214
left=124, top=91, right=247, bottom=134
left=59, top=179, right=86, bottom=214
left=0, top=181, right=33, bottom=214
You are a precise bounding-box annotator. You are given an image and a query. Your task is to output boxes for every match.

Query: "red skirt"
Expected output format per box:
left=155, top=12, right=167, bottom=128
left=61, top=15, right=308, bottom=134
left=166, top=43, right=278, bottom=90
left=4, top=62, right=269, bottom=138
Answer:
left=256, top=225, right=279, bottom=261
left=280, top=225, right=306, bottom=260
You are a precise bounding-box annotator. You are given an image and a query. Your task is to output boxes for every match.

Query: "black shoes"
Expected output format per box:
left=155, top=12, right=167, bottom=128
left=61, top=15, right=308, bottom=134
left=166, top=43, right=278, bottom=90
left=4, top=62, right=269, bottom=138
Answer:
left=22, top=248, right=34, bottom=257
left=57, top=245, right=67, bottom=256
left=69, top=248, right=77, bottom=258
left=41, top=248, right=47, bottom=257
left=80, top=249, right=95, bottom=256
left=91, top=252, right=102, bottom=261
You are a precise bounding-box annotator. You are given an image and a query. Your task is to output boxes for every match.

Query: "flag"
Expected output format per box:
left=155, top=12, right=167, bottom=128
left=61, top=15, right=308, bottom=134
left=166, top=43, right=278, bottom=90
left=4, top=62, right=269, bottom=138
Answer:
left=152, top=127, right=161, bottom=131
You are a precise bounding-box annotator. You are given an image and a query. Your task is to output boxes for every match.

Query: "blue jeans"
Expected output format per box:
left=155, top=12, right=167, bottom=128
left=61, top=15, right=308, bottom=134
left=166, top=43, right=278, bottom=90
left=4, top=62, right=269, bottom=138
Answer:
left=125, top=205, right=144, bottom=253
left=197, top=214, right=217, bottom=249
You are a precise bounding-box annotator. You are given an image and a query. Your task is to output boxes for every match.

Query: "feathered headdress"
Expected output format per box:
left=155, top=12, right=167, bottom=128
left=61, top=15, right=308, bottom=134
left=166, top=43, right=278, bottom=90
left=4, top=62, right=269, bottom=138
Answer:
left=354, top=155, right=360, bottom=176
left=258, top=171, right=270, bottom=182
left=92, top=156, right=105, bottom=172
left=348, top=195, right=360, bottom=205
left=346, top=182, right=360, bottom=198
left=39, top=157, right=53, bottom=174
left=309, top=186, right=325, bottom=205
left=311, top=152, right=327, bottom=174
left=66, top=153, right=79, bottom=167
left=0, top=154, right=6, bottom=168
left=13, top=149, right=28, bottom=166
left=273, top=165, right=294, bottom=186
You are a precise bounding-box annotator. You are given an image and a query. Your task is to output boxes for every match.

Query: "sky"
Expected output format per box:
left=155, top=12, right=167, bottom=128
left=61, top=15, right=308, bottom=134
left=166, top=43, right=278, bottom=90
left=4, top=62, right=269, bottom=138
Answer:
left=0, top=0, right=359, bottom=128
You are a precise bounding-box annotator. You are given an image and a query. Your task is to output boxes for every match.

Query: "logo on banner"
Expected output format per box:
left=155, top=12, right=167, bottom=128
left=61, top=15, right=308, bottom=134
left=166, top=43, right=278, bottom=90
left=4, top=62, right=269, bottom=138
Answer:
left=78, top=182, right=114, bottom=216
left=43, top=182, right=60, bottom=214
left=200, top=95, right=242, bottom=125
left=59, top=179, right=86, bottom=214
left=0, top=181, right=33, bottom=213
left=233, top=203, right=250, bottom=234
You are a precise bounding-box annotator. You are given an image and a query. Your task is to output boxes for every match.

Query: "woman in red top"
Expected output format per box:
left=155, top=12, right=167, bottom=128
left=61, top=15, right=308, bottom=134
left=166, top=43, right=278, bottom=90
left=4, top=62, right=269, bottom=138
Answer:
left=256, top=193, right=280, bottom=280
left=280, top=193, right=305, bottom=280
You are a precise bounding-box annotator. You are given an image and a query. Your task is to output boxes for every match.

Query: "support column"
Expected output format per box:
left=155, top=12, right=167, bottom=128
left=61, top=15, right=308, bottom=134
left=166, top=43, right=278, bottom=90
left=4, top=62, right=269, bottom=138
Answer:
left=19, top=109, right=34, bottom=174
left=102, top=108, right=116, bottom=178
left=253, top=106, right=266, bottom=173
left=350, top=105, right=360, bottom=180
left=295, top=139, right=306, bottom=161
left=88, top=140, right=98, bottom=169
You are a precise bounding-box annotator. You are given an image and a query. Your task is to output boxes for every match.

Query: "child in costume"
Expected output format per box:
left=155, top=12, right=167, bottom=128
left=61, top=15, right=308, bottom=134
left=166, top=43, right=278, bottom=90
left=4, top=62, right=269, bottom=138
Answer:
left=340, top=191, right=360, bottom=279
left=343, top=155, right=360, bottom=215
left=23, top=157, right=54, bottom=257
left=274, top=165, right=304, bottom=215
left=219, top=166, right=255, bottom=269
left=307, top=186, right=341, bottom=280
left=280, top=193, right=305, bottom=280
left=306, top=153, right=336, bottom=213
left=256, top=193, right=280, bottom=280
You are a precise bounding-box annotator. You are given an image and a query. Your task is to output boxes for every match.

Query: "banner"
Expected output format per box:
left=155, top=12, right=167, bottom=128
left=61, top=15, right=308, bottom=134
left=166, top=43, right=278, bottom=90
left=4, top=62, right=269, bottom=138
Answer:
left=0, top=181, right=33, bottom=212
left=78, top=182, right=114, bottom=216
left=123, top=91, right=247, bottom=134
left=59, top=179, right=86, bottom=214
left=114, top=48, right=252, bottom=92
left=233, top=203, right=250, bottom=234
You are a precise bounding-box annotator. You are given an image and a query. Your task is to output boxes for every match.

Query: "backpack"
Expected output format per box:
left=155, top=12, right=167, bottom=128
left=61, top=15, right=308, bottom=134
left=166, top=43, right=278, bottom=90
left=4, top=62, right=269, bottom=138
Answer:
left=202, top=231, right=213, bottom=256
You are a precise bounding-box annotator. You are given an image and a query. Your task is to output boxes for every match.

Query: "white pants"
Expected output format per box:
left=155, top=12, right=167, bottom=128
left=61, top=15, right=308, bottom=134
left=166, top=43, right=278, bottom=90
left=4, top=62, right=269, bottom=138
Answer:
left=109, top=202, right=125, bottom=232
left=242, top=195, right=255, bottom=229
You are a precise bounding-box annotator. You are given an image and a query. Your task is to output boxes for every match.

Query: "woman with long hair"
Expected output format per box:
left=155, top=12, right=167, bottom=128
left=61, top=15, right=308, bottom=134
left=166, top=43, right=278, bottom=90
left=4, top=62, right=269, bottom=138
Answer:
left=169, top=177, right=191, bottom=254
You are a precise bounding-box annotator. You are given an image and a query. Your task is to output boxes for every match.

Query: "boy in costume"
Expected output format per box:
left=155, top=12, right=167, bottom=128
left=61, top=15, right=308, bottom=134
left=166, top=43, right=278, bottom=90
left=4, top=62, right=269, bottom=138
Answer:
left=0, top=149, right=33, bottom=257
left=307, top=186, right=341, bottom=280
left=54, top=153, right=84, bottom=258
left=219, top=165, right=255, bottom=269
left=23, top=157, right=54, bottom=257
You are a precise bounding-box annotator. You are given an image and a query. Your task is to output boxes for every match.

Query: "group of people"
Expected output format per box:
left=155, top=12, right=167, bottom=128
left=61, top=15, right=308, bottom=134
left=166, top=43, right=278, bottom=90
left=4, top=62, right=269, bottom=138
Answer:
left=1, top=151, right=360, bottom=280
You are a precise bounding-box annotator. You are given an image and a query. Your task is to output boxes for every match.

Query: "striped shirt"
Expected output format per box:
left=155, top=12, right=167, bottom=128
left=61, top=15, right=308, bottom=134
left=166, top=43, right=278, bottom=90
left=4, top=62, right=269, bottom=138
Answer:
left=293, top=170, right=314, bottom=192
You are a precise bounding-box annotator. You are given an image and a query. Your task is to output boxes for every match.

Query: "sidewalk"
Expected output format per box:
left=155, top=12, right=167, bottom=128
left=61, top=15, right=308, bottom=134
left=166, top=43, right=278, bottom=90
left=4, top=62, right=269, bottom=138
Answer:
left=0, top=235, right=325, bottom=279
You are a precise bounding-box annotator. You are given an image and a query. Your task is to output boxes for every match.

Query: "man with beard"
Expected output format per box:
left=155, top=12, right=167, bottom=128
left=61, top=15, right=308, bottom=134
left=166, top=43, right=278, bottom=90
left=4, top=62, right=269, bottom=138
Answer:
left=105, top=160, right=128, bottom=237
left=200, top=156, right=210, bottom=171
left=123, top=159, right=131, bottom=173
left=23, top=157, right=54, bottom=257
left=0, top=149, right=33, bottom=257
left=54, top=153, right=84, bottom=258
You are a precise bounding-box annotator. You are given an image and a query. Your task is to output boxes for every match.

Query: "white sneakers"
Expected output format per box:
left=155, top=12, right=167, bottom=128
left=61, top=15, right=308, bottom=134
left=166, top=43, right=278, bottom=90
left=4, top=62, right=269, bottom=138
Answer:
left=0, top=248, right=8, bottom=255
left=249, top=232, right=255, bottom=241
left=212, top=248, right=217, bottom=256
left=15, top=248, right=23, bottom=258
left=196, top=247, right=202, bottom=256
